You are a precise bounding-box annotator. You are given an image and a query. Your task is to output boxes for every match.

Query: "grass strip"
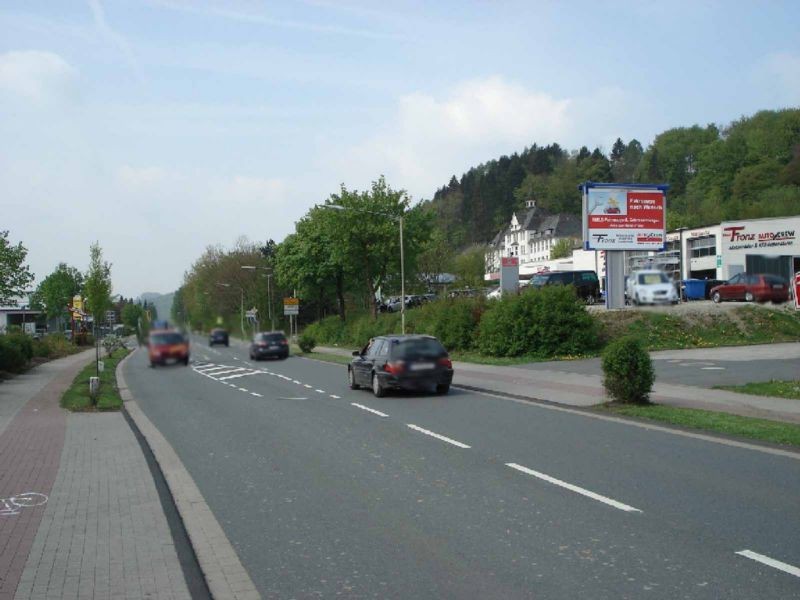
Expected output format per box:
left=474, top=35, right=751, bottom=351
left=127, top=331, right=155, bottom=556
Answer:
left=291, top=346, right=352, bottom=365
left=715, top=380, right=800, bottom=400
left=600, top=403, right=800, bottom=448
left=61, top=347, right=131, bottom=411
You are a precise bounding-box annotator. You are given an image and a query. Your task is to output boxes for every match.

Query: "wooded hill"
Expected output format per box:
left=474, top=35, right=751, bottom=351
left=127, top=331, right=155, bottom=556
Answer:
left=425, top=108, right=800, bottom=246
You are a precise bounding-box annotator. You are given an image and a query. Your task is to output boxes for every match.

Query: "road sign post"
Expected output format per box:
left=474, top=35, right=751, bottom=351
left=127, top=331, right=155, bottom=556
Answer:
left=284, top=298, right=299, bottom=339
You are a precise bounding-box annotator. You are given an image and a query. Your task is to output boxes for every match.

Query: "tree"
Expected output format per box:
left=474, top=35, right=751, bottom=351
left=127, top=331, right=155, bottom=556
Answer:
left=84, top=242, right=113, bottom=325
left=30, top=263, right=83, bottom=328
left=0, top=230, right=34, bottom=305
left=416, top=228, right=452, bottom=288
left=550, top=238, right=575, bottom=260
left=121, top=302, right=144, bottom=330
left=452, top=245, right=486, bottom=288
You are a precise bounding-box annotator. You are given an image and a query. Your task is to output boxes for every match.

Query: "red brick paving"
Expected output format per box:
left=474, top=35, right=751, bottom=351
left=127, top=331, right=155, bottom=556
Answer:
left=0, top=359, right=88, bottom=600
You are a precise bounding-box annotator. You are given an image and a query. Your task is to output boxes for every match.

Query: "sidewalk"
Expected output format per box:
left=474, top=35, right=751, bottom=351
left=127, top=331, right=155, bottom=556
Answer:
left=314, top=344, right=800, bottom=424
left=0, top=349, right=191, bottom=600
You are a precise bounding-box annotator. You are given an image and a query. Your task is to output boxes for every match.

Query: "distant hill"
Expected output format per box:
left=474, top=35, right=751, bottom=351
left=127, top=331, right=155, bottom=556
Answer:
left=425, top=108, right=800, bottom=247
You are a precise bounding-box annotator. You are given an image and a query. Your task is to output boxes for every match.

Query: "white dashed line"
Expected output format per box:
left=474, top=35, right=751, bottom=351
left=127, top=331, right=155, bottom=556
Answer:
left=736, top=550, right=800, bottom=578
left=250, top=392, right=262, bottom=397
left=330, top=395, right=341, bottom=399
left=315, top=389, right=325, bottom=394
left=304, top=384, right=312, bottom=389
left=351, top=403, right=388, bottom=417
left=505, top=463, right=642, bottom=513
left=233, top=357, right=240, bottom=361
left=293, top=380, right=301, bottom=384
left=228, top=383, right=237, bottom=388
left=701, top=366, right=726, bottom=370
left=244, top=361, right=253, bottom=366
left=407, top=424, right=471, bottom=449
left=238, top=387, right=248, bottom=392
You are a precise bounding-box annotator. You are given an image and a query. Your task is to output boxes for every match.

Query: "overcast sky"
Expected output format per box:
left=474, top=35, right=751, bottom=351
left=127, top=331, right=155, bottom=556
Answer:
left=2, top=1, right=799, bottom=298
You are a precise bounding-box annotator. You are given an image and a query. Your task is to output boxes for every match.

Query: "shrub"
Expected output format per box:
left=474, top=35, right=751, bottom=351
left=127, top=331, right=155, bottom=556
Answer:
left=0, top=336, right=28, bottom=373
left=102, top=334, right=125, bottom=356
left=477, top=285, right=599, bottom=358
left=5, top=332, right=33, bottom=361
left=298, top=332, right=316, bottom=353
left=601, top=337, right=655, bottom=404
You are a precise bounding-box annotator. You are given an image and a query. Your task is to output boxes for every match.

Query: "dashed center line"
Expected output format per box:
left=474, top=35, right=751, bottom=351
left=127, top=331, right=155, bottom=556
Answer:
left=315, top=389, right=325, bottom=394
left=701, top=366, right=726, bottom=371
left=304, top=384, right=312, bottom=389
left=351, top=403, right=388, bottom=417
left=407, top=424, right=471, bottom=449
left=736, top=550, right=800, bottom=578
left=250, top=392, right=263, bottom=397
left=505, top=463, right=642, bottom=513
left=330, top=394, right=341, bottom=399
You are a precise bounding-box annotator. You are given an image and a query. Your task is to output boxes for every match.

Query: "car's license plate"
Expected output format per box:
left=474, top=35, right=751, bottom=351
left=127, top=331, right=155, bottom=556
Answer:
left=410, top=362, right=434, bottom=371
left=269, top=345, right=279, bottom=349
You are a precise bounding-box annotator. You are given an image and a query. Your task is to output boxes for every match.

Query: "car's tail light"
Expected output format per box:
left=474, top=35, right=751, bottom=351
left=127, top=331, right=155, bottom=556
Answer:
left=384, top=360, right=405, bottom=375
left=280, top=339, right=288, bottom=345
left=258, top=342, right=267, bottom=347
left=438, top=356, right=452, bottom=369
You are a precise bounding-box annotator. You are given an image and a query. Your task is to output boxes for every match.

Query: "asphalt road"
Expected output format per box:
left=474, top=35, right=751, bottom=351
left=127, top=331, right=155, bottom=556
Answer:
left=123, top=336, right=800, bottom=599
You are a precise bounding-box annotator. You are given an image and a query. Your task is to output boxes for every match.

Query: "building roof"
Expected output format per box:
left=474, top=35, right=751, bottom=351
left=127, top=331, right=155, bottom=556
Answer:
left=489, top=206, right=581, bottom=247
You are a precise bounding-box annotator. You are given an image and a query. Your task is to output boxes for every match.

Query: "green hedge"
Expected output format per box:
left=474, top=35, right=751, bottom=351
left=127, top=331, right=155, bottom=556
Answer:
left=478, top=285, right=599, bottom=358
left=0, top=335, right=28, bottom=373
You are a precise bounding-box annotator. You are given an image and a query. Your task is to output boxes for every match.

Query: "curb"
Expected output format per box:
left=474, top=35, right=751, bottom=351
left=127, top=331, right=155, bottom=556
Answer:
left=116, top=349, right=261, bottom=600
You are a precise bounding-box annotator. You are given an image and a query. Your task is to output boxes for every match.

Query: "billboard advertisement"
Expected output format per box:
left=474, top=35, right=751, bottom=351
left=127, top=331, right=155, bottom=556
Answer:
left=582, top=183, right=668, bottom=251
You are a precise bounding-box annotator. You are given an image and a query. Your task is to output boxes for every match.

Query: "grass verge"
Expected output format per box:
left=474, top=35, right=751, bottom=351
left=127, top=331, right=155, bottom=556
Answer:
left=61, top=347, right=131, bottom=411
left=715, top=380, right=800, bottom=400
left=600, top=403, right=800, bottom=448
left=291, top=346, right=351, bottom=365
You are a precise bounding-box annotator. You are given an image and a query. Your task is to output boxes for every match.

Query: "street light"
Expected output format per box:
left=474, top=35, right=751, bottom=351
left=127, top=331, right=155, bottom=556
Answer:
left=241, top=265, right=275, bottom=331
left=216, top=282, right=244, bottom=337
left=321, top=204, right=406, bottom=334
left=675, top=227, right=689, bottom=301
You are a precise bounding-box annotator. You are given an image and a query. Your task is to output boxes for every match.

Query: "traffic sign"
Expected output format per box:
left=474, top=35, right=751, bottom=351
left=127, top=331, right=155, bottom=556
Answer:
left=283, top=297, right=299, bottom=315
left=105, top=310, right=116, bottom=324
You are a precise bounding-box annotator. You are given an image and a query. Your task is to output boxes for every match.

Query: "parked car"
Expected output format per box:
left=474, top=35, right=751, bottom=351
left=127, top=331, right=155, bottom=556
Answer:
left=627, top=270, right=679, bottom=305
left=710, top=273, right=789, bottom=303
left=249, top=331, right=289, bottom=360
left=208, top=328, right=229, bottom=347
left=348, top=335, right=454, bottom=397
left=529, top=270, right=601, bottom=303
left=148, top=330, right=189, bottom=367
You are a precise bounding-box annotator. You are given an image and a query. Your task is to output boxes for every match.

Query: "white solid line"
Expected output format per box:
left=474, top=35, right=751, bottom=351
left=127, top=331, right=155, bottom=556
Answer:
left=217, top=371, right=261, bottom=381
left=315, top=389, right=325, bottom=394
left=250, top=392, right=262, bottom=397
left=736, top=550, right=800, bottom=578
left=407, top=424, right=470, bottom=448
left=505, top=463, right=641, bottom=513
left=351, top=403, right=388, bottom=417
left=330, top=394, right=341, bottom=399
left=195, top=365, right=227, bottom=372
left=198, top=365, right=236, bottom=373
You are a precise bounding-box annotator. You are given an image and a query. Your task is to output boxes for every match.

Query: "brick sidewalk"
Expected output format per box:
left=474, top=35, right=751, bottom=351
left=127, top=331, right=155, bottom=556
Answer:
left=0, top=351, right=192, bottom=600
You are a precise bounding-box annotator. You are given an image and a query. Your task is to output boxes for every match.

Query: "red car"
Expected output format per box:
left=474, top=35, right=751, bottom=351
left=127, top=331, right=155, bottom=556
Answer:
left=710, top=273, right=789, bottom=303
left=148, top=330, right=190, bottom=367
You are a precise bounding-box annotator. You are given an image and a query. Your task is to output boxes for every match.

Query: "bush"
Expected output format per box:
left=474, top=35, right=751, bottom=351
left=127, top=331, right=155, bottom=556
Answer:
left=0, top=336, right=28, bottom=373
left=298, top=332, right=316, bottom=353
left=601, top=337, right=655, bottom=404
left=5, top=332, right=33, bottom=361
left=477, top=285, right=599, bottom=358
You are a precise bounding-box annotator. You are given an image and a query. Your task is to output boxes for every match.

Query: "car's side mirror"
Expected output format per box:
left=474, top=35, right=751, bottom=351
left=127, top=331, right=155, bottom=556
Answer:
left=352, top=351, right=361, bottom=357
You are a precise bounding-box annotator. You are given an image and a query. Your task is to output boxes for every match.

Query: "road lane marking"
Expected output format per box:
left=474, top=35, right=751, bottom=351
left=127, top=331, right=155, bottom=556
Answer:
left=233, top=357, right=240, bottom=361
left=244, top=361, right=253, bottom=366
left=293, top=380, right=301, bottom=384
left=228, top=383, right=237, bottom=388
left=407, top=424, right=470, bottom=449
left=208, top=368, right=248, bottom=377
left=237, top=387, right=248, bottom=392
left=217, top=371, right=261, bottom=381
left=701, top=366, right=726, bottom=370
left=505, top=463, right=641, bottom=513
left=250, top=392, right=262, bottom=397
left=197, top=366, right=235, bottom=374
left=315, top=389, right=325, bottom=394
left=351, top=403, right=388, bottom=417
left=279, top=397, right=308, bottom=400
left=330, top=395, right=341, bottom=399
left=736, top=550, right=800, bottom=578
left=304, top=384, right=312, bottom=388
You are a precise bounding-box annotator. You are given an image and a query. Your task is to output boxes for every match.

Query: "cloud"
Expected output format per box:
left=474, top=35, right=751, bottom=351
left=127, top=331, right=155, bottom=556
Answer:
left=335, top=77, right=574, bottom=197
left=87, top=0, right=144, bottom=82
left=0, top=50, right=78, bottom=104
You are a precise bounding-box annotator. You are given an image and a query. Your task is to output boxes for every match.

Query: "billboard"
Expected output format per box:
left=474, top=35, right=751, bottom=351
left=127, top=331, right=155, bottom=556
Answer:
left=283, top=297, right=300, bottom=316
left=581, top=183, right=668, bottom=251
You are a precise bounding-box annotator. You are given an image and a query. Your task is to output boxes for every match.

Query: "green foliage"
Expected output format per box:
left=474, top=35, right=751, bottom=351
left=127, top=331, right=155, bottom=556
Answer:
left=477, top=286, right=599, bottom=358
left=0, top=335, right=29, bottom=372
left=298, top=332, right=316, bottom=353
left=61, top=347, right=129, bottom=412
left=452, top=245, right=486, bottom=288
left=121, top=302, right=144, bottom=329
left=549, top=238, right=575, bottom=260
left=32, top=334, right=79, bottom=359
left=30, top=263, right=83, bottom=321
left=409, top=297, right=485, bottom=351
left=84, top=242, right=113, bottom=324
left=601, top=337, right=655, bottom=404
left=0, top=230, right=34, bottom=305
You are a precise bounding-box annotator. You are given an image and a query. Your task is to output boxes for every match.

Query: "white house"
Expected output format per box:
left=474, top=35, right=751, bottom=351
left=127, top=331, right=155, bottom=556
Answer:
left=485, top=199, right=582, bottom=280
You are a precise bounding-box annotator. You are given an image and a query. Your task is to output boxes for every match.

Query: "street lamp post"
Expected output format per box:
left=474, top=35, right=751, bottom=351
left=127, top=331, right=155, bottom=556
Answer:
left=676, top=227, right=688, bottom=301
left=321, top=204, right=406, bottom=334
left=241, top=266, right=275, bottom=331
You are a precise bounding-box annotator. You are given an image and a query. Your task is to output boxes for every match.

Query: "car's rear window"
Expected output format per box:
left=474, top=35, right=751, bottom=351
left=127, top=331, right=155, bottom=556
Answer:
left=151, top=332, right=184, bottom=345
left=391, top=338, right=446, bottom=359
left=763, top=275, right=786, bottom=285
left=257, top=333, right=286, bottom=342
left=638, top=272, right=669, bottom=284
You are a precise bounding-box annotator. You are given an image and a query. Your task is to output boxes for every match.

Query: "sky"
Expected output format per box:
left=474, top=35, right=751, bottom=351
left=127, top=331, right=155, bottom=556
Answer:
left=2, top=0, right=799, bottom=298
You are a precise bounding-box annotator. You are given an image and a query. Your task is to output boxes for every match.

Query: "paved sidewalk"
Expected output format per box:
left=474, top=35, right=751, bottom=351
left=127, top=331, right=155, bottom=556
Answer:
left=314, top=344, right=800, bottom=424
left=0, top=350, right=192, bottom=600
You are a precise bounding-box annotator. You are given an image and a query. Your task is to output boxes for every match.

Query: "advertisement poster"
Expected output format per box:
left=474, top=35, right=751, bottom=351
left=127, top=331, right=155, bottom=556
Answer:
left=583, top=187, right=666, bottom=250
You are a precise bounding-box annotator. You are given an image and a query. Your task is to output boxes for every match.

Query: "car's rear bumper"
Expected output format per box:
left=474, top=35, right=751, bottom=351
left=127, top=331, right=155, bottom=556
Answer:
left=379, top=369, right=454, bottom=390
left=252, top=347, right=289, bottom=358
